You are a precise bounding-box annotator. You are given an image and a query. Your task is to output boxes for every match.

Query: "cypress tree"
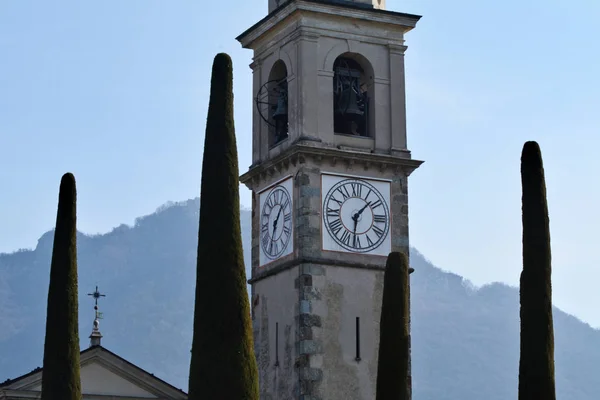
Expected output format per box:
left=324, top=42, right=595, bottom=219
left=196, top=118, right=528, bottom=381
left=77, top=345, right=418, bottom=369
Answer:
left=188, top=53, right=258, bottom=400
left=41, top=173, right=81, bottom=400
left=376, top=251, right=411, bottom=400
left=518, top=141, right=556, bottom=400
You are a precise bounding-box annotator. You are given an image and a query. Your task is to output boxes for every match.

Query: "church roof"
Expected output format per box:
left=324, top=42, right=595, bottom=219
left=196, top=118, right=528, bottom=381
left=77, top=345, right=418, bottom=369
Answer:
left=0, top=345, right=187, bottom=400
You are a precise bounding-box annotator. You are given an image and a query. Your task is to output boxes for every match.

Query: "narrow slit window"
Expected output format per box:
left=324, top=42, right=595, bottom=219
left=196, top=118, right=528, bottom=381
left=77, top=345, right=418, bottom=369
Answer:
left=355, top=317, right=361, bottom=362
left=275, top=322, right=280, bottom=367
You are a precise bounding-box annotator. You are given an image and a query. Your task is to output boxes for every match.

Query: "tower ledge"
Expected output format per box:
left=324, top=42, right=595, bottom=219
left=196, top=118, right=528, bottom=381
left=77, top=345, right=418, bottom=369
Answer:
left=240, top=142, right=423, bottom=191
left=248, top=254, right=414, bottom=284
left=237, top=0, right=421, bottom=49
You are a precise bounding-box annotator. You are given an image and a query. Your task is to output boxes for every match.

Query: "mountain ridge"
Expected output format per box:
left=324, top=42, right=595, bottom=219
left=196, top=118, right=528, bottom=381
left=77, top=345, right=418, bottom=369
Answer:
left=1, top=198, right=599, bottom=399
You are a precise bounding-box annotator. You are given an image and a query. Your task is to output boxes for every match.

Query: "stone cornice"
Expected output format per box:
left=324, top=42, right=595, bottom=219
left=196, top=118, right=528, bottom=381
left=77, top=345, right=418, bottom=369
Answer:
left=240, top=142, right=423, bottom=189
left=237, top=0, right=421, bottom=49
left=249, top=255, right=386, bottom=284
left=295, top=28, right=320, bottom=43
left=388, top=44, right=408, bottom=55
left=249, top=59, right=262, bottom=71
left=248, top=255, right=415, bottom=284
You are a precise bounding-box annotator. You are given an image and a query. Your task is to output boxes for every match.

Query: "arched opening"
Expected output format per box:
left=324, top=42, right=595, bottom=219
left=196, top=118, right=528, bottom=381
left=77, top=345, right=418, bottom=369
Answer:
left=332, top=53, right=374, bottom=137
left=255, top=60, right=289, bottom=148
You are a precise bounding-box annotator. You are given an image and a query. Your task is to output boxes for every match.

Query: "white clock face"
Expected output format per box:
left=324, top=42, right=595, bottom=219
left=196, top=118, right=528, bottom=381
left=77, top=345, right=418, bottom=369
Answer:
left=259, top=177, right=294, bottom=266
left=322, top=174, right=391, bottom=255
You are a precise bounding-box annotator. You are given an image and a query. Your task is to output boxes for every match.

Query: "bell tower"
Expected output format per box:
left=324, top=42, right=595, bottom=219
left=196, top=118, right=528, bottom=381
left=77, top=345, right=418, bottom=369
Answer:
left=238, top=1, right=422, bottom=398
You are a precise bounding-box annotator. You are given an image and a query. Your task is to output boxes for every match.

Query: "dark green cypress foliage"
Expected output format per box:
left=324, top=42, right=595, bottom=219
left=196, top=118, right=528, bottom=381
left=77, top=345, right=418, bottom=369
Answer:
left=518, top=141, right=556, bottom=400
left=188, top=53, right=259, bottom=400
left=376, top=251, right=411, bottom=400
left=41, top=173, right=81, bottom=400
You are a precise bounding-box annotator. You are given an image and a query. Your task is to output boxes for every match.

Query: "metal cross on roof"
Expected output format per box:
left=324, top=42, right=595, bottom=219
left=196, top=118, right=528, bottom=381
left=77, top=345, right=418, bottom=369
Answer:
left=87, top=285, right=106, bottom=307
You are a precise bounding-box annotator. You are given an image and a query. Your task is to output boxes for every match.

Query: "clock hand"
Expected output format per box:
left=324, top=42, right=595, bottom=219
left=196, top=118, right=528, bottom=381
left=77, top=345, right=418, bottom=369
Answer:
left=272, top=206, right=284, bottom=236
left=352, top=217, right=358, bottom=247
left=274, top=207, right=283, bottom=227
left=357, top=201, right=371, bottom=216
left=352, top=201, right=370, bottom=221
left=350, top=201, right=372, bottom=248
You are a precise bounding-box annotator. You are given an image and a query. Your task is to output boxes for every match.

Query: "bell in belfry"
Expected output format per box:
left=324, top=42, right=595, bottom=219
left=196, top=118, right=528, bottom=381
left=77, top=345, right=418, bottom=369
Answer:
left=272, top=89, right=288, bottom=121
left=272, top=86, right=289, bottom=143
left=335, top=86, right=364, bottom=121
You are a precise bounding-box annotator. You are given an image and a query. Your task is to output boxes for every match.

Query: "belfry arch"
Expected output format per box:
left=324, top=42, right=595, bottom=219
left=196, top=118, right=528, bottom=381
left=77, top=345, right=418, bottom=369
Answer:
left=256, top=60, right=289, bottom=148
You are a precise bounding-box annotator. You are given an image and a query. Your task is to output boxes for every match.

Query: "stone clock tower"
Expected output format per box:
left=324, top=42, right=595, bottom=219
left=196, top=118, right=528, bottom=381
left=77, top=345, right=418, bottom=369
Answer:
left=237, top=0, right=422, bottom=398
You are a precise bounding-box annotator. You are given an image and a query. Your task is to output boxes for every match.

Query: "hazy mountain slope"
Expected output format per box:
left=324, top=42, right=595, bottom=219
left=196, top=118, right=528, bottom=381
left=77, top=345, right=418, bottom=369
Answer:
left=410, top=251, right=600, bottom=399
left=1, top=199, right=599, bottom=399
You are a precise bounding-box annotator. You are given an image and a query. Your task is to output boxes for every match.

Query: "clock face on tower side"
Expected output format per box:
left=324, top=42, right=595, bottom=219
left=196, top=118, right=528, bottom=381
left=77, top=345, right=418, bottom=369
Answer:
left=322, top=174, right=391, bottom=255
left=259, top=177, right=294, bottom=266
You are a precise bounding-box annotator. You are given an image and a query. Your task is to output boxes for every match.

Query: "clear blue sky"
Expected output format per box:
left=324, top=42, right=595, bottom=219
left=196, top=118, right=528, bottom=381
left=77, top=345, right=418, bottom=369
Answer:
left=1, top=1, right=599, bottom=327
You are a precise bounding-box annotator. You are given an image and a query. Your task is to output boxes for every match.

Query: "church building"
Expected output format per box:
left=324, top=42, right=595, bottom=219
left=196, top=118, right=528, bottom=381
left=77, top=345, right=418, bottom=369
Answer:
left=0, top=288, right=188, bottom=400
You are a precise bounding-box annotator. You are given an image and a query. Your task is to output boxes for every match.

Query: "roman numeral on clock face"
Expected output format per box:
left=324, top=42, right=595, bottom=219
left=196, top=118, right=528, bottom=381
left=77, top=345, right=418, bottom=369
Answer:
left=330, top=196, right=343, bottom=206
left=269, top=240, right=279, bottom=256
left=339, top=230, right=352, bottom=246
left=354, top=235, right=362, bottom=248
left=336, top=185, right=351, bottom=200
left=350, top=182, right=362, bottom=197
left=366, top=235, right=375, bottom=247
left=373, top=214, right=386, bottom=224
left=370, top=199, right=383, bottom=210
left=281, top=196, right=290, bottom=211
left=373, top=225, right=385, bottom=238
left=328, top=218, right=343, bottom=236
left=326, top=207, right=340, bottom=217
left=261, top=231, right=270, bottom=249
